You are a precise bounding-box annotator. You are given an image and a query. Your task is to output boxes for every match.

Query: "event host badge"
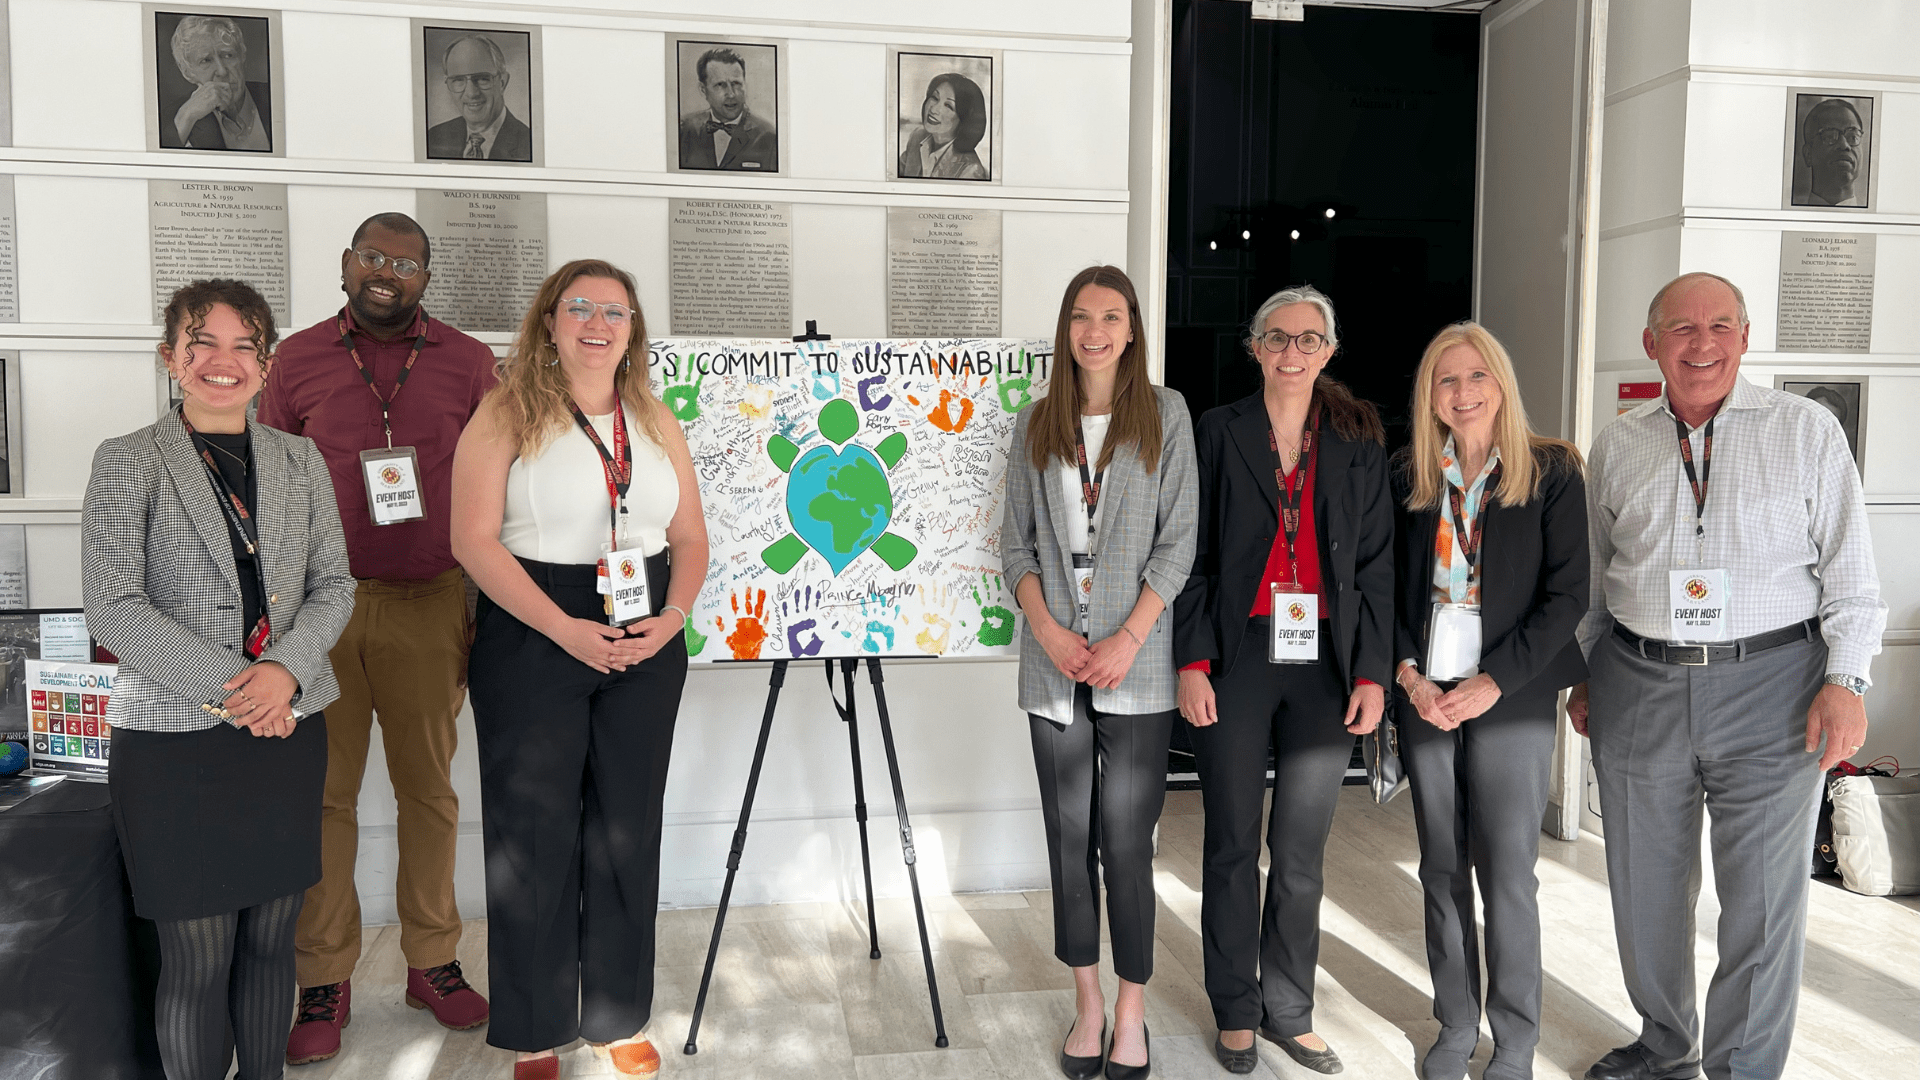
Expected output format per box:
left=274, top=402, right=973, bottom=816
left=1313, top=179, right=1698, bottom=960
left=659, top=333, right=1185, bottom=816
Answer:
left=600, top=545, right=652, bottom=628
left=1669, top=568, right=1730, bottom=642
left=1269, top=583, right=1318, bottom=663
left=359, top=447, right=426, bottom=525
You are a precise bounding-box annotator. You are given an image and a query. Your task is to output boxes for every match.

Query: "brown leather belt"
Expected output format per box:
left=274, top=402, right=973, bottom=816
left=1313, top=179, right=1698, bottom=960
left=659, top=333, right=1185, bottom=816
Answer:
left=1612, top=617, right=1818, bottom=666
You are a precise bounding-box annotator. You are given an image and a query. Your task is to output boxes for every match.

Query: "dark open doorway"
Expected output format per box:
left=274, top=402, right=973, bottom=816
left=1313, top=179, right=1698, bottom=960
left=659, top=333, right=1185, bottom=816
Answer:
left=1162, top=1, right=1481, bottom=443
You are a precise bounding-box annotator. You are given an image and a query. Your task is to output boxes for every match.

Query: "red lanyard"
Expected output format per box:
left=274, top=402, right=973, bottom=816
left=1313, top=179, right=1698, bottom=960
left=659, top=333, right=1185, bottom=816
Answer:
left=1268, top=406, right=1319, bottom=585
left=1073, top=418, right=1106, bottom=539
left=1446, top=462, right=1501, bottom=575
left=569, top=398, right=632, bottom=549
left=1674, top=415, right=1714, bottom=547
left=178, top=410, right=272, bottom=658
left=336, top=308, right=429, bottom=449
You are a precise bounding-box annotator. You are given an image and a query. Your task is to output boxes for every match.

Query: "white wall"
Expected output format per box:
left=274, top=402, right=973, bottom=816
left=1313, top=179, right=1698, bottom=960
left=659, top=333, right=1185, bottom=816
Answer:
left=0, top=0, right=1145, bottom=919
left=1593, top=0, right=1920, bottom=766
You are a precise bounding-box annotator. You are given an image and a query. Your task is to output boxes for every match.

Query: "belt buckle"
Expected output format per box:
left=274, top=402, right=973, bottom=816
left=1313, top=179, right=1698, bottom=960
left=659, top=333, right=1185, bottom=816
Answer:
left=1670, top=644, right=1709, bottom=666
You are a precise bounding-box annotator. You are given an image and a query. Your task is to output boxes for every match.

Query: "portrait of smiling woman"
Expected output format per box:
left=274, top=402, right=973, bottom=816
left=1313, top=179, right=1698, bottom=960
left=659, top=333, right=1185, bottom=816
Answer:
left=895, top=51, right=995, bottom=181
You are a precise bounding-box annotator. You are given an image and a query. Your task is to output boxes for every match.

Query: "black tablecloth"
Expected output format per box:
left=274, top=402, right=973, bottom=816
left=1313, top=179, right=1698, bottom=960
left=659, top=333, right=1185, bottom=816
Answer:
left=0, top=780, right=163, bottom=1079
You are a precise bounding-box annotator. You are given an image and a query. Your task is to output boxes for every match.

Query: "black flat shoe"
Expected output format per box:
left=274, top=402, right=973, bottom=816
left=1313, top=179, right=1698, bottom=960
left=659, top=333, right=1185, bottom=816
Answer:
left=1212, top=1032, right=1257, bottom=1074
left=1259, top=1027, right=1343, bottom=1074
left=1584, top=1042, right=1699, bottom=1080
left=1060, top=1019, right=1106, bottom=1080
left=1105, top=1023, right=1149, bottom=1080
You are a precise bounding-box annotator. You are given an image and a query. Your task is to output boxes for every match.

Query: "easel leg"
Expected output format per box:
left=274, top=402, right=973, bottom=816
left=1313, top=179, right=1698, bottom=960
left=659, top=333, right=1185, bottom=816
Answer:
left=684, top=659, right=789, bottom=1055
left=836, top=658, right=882, bottom=960
left=864, top=657, right=951, bottom=1048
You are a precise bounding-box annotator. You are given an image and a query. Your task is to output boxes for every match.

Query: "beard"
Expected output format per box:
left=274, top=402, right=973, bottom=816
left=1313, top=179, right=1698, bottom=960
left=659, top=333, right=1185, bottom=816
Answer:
left=348, top=283, right=417, bottom=331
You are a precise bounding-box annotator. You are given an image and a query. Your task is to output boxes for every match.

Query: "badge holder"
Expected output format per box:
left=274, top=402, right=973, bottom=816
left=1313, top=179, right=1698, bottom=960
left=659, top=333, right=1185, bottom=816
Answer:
left=1425, top=602, right=1482, bottom=681
left=1071, top=553, right=1095, bottom=635
left=1668, top=567, right=1730, bottom=643
left=599, top=541, right=653, bottom=628
left=1268, top=582, right=1318, bottom=664
left=359, top=446, right=426, bottom=525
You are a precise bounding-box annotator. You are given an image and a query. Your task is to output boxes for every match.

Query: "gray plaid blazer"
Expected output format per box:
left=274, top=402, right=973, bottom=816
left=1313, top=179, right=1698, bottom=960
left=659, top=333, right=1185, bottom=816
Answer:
left=1002, top=385, right=1199, bottom=723
left=81, top=410, right=356, bottom=732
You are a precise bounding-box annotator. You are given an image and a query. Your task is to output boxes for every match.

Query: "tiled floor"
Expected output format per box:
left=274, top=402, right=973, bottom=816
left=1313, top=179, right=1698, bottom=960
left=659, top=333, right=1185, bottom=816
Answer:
left=290, top=788, right=1920, bottom=1079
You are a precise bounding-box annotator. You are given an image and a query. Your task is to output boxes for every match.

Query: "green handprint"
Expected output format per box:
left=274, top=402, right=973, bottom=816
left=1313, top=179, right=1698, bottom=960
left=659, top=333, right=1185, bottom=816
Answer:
left=994, top=357, right=1033, bottom=414
left=972, top=572, right=1015, bottom=647
left=684, top=618, right=709, bottom=657
left=663, top=363, right=707, bottom=422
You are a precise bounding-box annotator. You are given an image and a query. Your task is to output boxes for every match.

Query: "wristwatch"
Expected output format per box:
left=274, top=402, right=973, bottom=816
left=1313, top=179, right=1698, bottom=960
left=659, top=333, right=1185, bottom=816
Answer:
left=1824, top=673, right=1868, bottom=697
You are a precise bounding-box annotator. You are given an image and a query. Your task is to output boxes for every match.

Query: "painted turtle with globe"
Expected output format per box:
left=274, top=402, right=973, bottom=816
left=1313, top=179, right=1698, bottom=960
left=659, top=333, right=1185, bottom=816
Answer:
left=761, top=398, right=918, bottom=575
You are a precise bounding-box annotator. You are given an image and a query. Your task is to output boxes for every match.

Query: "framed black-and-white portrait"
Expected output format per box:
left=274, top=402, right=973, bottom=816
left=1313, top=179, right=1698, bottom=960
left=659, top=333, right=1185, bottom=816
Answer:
left=666, top=34, right=785, bottom=175
left=142, top=6, right=284, bottom=156
left=1777, top=377, right=1868, bottom=472
left=1, top=0, right=14, bottom=147
left=888, top=48, right=1001, bottom=184
left=1784, top=90, right=1878, bottom=211
left=0, top=351, right=18, bottom=495
left=413, top=20, right=542, bottom=166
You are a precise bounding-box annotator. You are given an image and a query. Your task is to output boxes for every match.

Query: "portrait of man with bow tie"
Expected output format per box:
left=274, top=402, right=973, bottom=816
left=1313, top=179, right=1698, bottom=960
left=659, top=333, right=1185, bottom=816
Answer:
left=674, top=39, right=781, bottom=173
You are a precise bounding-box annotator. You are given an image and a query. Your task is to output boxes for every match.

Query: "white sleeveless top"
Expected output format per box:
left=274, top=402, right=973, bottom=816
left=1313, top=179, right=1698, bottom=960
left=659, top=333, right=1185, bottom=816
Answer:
left=501, top=407, right=680, bottom=564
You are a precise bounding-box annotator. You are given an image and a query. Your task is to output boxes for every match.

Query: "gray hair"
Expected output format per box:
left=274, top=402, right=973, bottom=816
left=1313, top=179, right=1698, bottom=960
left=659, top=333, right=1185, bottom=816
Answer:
left=442, top=34, right=507, bottom=74
left=1248, top=285, right=1339, bottom=352
left=170, top=15, right=245, bottom=78
left=1645, top=272, right=1749, bottom=332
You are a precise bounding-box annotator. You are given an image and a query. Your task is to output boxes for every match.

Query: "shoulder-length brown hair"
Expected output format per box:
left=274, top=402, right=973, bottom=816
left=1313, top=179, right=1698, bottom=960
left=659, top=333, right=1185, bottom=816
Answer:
left=1403, top=320, right=1581, bottom=510
left=491, top=259, right=664, bottom=457
left=1245, top=285, right=1385, bottom=446
left=1026, top=265, right=1164, bottom=474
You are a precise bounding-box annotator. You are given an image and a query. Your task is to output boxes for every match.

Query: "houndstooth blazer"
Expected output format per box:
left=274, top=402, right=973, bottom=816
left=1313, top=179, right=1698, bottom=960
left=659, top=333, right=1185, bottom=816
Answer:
left=81, top=409, right=356, bottom=732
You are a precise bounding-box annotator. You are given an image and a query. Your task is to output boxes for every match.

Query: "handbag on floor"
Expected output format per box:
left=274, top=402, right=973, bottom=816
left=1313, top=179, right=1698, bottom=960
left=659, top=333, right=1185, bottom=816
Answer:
left=1813, top=758, right=1896, bottom=876
left=1364, top=713, right=1408, bottom=805
left=1826, top=758, right=1920, bottom=896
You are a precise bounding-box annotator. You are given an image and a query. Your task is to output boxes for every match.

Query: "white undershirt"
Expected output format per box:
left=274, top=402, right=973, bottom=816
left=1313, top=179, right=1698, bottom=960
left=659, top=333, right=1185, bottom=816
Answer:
left=1056, top=413, right=1111, bottom=556
left=501, top=409, right=679, bottom=565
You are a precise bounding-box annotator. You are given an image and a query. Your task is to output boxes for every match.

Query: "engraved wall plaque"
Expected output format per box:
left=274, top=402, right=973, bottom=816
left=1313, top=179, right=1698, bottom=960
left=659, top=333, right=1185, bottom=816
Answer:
left=147, top=179, right=290, bottom=325
left=668, top=199, right=792, bottom=336
left=0, top=176, right=16, bottom=322
left=886, top=207, right=1001, bottom=337
left=417, top=189, right=548, bottom=334
left=1777, top=232, right=1875, bottom=353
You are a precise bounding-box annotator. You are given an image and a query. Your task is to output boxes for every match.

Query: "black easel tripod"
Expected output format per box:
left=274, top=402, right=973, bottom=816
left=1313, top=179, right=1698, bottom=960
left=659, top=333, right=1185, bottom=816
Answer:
left=681, top=656, right=950, bottom=1053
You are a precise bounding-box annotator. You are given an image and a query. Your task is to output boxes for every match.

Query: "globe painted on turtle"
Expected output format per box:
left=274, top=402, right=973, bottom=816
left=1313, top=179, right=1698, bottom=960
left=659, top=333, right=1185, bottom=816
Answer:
left=785, top=444, right=894, bottom=574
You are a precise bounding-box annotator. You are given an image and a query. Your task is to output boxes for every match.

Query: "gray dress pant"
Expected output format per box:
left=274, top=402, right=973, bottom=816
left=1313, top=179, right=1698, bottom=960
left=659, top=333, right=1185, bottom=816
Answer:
left=1401, top=692, right=1558, bottom=1062
left=1588, top=629, right=1825, bottom=1080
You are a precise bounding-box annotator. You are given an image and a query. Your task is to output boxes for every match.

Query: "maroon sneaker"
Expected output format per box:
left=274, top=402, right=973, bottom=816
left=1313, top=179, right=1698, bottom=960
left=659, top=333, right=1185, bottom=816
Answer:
left=405, top=960, right=489, bottom=1030
left=286, top=980, right=350, bottom=1065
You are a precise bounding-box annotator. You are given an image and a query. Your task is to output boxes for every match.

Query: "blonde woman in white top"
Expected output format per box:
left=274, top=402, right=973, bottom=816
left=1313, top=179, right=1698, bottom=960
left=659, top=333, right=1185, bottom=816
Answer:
left=451, top=259, right=707, bottom=1080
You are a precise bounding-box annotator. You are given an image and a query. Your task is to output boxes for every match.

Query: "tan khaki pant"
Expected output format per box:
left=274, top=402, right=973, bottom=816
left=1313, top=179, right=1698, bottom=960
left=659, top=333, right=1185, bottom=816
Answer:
left=294, top=568, right=469, bottom=987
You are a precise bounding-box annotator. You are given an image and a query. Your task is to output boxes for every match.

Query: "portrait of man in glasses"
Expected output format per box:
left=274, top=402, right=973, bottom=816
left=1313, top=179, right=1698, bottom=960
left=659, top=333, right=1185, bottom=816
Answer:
left=1788, top=93, right=1873, bottom=208
left=422, top=28, right=535, bottom=163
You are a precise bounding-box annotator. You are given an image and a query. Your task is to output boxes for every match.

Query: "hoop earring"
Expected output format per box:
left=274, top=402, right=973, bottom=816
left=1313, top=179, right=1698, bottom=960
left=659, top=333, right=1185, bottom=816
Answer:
left=622, top=355, right=631, bottom=371
left=545, top=341, right=559, bottom=366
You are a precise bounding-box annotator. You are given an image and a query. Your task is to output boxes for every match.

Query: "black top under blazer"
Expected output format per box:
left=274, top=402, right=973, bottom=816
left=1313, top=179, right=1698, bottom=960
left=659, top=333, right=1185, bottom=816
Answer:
left=1174, top=392, right=1396, bottom=689
left=1389, top=443, right=1590, bottom=701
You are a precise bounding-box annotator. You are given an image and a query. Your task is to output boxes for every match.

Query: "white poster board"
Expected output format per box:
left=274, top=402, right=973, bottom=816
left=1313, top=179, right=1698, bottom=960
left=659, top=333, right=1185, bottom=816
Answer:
left=26, top=660, right=116, bottom=780
left=649, top=337, right=1052, bottom=663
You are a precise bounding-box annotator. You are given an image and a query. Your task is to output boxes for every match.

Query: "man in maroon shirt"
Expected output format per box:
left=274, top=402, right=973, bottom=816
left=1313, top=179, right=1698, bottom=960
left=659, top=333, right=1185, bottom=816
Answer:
left=260, top=213, right=497, bottom=1064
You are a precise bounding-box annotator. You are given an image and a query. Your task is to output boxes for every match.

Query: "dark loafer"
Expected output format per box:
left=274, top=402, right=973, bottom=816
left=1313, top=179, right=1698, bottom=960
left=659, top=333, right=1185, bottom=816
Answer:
left=1420, top=1025, right=1478, bottom=1080
left=1106, top=1023, right=1150, bottom=1080
left=1584, top=1042, right=1700, bottom=1080
left=1211, top=1032, right=1257, bottom=1074
left=1259, top=1027, right=1343, bottom=1074
left=1061, top=1020, right=1106, bottom=1080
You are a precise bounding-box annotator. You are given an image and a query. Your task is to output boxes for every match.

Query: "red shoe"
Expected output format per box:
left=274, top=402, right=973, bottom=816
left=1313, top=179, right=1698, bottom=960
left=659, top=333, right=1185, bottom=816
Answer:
left=513, top=1055, right=560, bottom=1080
left=286, top=980, right=350, bottom=1065
left=406, top=960, right=489, bottom=1030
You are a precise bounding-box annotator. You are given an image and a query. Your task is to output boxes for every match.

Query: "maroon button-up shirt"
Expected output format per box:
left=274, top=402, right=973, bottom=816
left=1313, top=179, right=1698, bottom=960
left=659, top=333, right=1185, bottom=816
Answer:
left=259, top=307, right=497, bottom=582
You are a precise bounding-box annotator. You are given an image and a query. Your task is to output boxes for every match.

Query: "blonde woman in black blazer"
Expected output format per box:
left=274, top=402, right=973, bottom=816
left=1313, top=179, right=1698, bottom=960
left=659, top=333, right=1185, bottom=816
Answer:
left=1389, top=322, right=1587, bottom=1080
left=1173, top=286, right=1393, bottom=1075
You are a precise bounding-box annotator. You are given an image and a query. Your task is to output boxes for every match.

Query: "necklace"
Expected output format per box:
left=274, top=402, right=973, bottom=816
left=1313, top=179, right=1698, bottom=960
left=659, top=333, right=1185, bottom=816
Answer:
left=197, top=435, right=249, bottom=476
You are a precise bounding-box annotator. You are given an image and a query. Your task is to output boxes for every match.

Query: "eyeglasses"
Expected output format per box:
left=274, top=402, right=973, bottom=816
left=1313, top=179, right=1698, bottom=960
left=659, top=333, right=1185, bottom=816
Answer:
left=1815, top=125, right=1864, bottom=148
left=353, top=248, right=423, bottom=280
left=560, top=298, right=632, bottom=326
left=1254, top=329, right=1327, bottom=355
left=445, top=74, right=498, bottom=93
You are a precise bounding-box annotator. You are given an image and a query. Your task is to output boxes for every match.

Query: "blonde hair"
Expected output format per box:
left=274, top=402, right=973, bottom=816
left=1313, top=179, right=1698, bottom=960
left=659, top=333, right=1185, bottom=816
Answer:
left=491, top=259, right=664, bottom=456
left=1403, top=321, right=1579, bottom=511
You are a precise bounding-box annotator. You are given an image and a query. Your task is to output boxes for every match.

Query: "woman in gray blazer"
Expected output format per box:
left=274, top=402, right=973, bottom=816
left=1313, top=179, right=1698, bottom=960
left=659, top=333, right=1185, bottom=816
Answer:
left=82, top=279, right=355, bottom=1080
left=1002, top=265, right=1198, bottom=1080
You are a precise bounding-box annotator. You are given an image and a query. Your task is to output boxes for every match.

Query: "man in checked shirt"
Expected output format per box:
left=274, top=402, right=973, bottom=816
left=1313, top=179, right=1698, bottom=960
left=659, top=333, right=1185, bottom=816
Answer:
left=1567, top=272, right=1885, bottom=1080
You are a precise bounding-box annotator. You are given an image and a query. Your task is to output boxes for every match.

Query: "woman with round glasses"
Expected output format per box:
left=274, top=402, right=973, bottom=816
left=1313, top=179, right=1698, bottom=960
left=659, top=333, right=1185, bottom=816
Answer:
left=1390, top=323, right=1586, bottom=1080
left=1173, top=285, right=1392, bottom=1075
left=451, top=260, right=708, bottom=1080
left=898, top=72, right=989, bottom=180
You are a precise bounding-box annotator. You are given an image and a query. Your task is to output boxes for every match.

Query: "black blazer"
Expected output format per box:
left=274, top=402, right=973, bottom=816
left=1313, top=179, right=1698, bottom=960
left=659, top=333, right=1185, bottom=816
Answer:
left=1174, top=392, right=1395, bottom=689
left=1390, top=443, right=1589, bottom=701
left=426, top=110, right=534, bottom=162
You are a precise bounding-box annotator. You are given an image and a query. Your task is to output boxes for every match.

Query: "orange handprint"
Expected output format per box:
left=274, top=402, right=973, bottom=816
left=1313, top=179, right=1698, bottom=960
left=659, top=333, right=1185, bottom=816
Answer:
left=908, top=366, right=989, bottom=434
left=720, top=587, right=769, bottom=660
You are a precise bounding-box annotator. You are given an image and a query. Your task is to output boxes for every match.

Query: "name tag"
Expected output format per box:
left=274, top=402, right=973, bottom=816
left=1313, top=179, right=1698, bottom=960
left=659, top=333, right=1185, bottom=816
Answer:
left=1269, top=584, right=1318, bottom=664
left=1426, top=603, right=1482, bottom=681
left=359, top=447, right=426, bottom=525
left=1668, top=568, right=1730, bottom=642
left=1072, top=553, right=1095, bottom=635
left=602, top=545, right=652, bottom=627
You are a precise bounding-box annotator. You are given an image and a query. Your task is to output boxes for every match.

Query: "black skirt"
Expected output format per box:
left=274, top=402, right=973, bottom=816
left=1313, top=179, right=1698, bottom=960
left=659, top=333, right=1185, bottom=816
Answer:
left=108, top=713, right=327, bottom=921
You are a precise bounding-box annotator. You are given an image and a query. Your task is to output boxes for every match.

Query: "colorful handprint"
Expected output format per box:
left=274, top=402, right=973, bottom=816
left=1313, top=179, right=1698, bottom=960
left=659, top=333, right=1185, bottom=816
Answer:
left=719, top=587, right=769, bottom=660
